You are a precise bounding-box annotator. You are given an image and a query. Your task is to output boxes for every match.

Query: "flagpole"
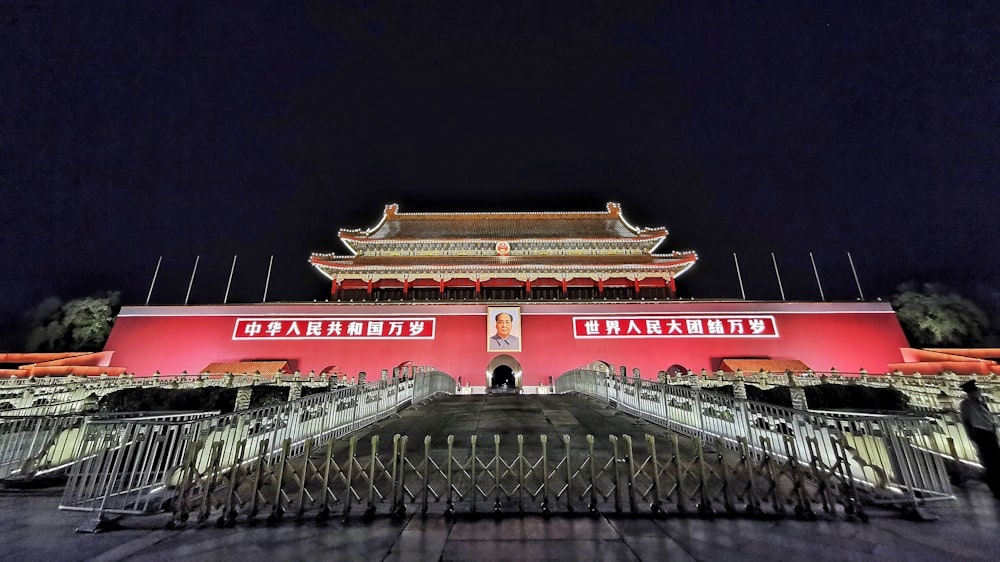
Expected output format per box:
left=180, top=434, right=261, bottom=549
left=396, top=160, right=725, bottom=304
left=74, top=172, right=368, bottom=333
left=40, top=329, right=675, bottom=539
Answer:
left=145, top=256, right=162, bottom=306
left=224, top=255, right=237, bottom=304
left=262, top=255, right=274, bottom=303
left=185, top=255, right=200, bottom=305
left=771, top=252, right=786, bottom=301
left=847, top=251, right=865, bottom=301
left=809, top=252, right=825, bottom=301
left=733, top=253, right=746, bottom=300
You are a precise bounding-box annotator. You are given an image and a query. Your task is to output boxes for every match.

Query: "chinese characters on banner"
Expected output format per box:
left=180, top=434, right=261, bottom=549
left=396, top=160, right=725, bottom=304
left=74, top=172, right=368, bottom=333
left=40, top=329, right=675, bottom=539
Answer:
left=232, top=318, right=435, bottom=340
left=573, top=316, right=778, bottom=338
left=232, top=315, right=774, bottom=341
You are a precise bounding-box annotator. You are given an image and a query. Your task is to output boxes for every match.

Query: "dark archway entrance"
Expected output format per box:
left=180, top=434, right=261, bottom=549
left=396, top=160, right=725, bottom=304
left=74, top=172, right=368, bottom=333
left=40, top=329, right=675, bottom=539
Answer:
left=490, top=364, right=516, bottom=388
left=486, top=354, right=522, bottom=390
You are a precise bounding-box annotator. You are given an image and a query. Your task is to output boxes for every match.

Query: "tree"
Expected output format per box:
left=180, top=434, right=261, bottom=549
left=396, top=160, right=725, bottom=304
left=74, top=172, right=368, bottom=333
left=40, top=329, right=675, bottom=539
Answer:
left=98, top=387, right=238, bottom=414
left=25, top=292, right=121, bottom=351
left=891, top=283, right=990, bottom=348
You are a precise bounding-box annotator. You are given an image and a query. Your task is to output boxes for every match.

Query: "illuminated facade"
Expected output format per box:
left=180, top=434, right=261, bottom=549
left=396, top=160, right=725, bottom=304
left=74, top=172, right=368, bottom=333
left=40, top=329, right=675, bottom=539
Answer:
left=103, top=204, right=911, bottom=388
left=309, top=203, right=698, bottom=302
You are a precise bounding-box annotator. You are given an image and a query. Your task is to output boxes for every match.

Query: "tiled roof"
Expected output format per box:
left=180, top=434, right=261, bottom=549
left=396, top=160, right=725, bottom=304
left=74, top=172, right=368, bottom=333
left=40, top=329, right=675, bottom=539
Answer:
left=339, top=203, right=667, bottom=242
left=312, top=253, right=696, bottom=269
left=0, top=352, right=118, bottom=377
left=923, top=348, right=1000, bottom=361
left=311, top=254, right=698, bottom=281
left=894, top=348, right=1000, bottom=376
left=200, top=361, right=290, bottom=374
left=312, top=204, right=698, bottom=279
left=719, top=359, right=812, bottom=374
left=10, top=366, right=128, bottom=377
left=0, top=352, right=92, bottom=365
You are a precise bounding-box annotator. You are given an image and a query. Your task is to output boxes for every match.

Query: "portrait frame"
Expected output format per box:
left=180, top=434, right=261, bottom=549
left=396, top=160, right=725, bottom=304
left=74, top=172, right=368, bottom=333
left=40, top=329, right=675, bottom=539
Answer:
left=486, top=306, right=522, bottom=352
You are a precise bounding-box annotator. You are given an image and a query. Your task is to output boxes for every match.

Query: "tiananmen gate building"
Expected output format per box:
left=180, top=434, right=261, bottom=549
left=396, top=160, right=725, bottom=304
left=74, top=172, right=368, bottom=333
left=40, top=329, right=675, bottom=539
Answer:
left=103, top=203, right=910, bottom=388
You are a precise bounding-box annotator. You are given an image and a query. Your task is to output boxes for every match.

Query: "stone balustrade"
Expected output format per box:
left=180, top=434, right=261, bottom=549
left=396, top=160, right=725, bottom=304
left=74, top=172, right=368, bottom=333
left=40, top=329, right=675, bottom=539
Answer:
left=644, top=365, right=1000, bottom=413
left=0, top=369, right=388, bottom=414
left=4, top=363, right=997, bottom=415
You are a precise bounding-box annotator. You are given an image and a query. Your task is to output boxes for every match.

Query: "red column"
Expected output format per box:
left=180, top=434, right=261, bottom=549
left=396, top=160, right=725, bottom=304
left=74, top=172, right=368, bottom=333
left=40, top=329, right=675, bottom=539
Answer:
left=598, top=278, right=604, bottom=294
left=561, top=279, right=567, bottom=294
left=439, top=279, right=445, bottom=294
left=330, top=280, right=339, bottom=297
left=475, top=278, right=481, bottom=295
left=634, top=277, right=640, bottom=293
left=367, top=279, right=373, bottom=294
left=525, top=278, right=531, bottom=294
left=403, top=279, right=409, bottom=295
left=669, top=276, right=677, bottom=295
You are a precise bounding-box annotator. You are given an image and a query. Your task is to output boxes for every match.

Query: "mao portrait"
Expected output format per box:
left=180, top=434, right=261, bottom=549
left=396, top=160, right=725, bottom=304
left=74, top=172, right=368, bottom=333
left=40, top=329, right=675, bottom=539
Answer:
left=487, top=307, right=521, bottom=352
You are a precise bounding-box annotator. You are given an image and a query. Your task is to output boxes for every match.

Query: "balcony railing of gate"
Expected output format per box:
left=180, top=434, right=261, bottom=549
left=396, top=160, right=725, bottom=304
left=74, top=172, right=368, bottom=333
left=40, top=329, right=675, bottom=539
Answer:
left=555, top=369, right=955, bottom=512
left=59, top=369, right=455, bottom=524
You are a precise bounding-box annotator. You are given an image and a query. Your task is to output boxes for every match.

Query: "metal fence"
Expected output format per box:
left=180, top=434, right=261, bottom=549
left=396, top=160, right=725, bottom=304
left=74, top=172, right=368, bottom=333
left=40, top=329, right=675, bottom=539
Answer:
left=160, top=428, right=868, bottom=527
left=1, top=414, right=88, bottom=480
left=555, top=369, right=955, bottom=510
left=59, top=371, right=455, bottom=520
left=0, top=411, right=219, bottom=482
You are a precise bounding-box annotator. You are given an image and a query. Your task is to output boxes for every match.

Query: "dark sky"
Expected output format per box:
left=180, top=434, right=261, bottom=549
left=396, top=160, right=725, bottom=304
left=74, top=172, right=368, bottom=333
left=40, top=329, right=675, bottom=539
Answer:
left=3, top=1, right=999, bottom=342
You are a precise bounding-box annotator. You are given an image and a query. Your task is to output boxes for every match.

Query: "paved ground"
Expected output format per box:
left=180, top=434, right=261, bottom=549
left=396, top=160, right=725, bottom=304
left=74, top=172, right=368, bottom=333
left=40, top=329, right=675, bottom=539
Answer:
left=3, top=394, right=1000, bottom=561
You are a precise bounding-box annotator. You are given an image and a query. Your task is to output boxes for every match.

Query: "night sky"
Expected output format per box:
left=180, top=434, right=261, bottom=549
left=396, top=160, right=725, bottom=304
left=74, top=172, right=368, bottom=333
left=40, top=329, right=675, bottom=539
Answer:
left=3, top=2, right=999, bottom=345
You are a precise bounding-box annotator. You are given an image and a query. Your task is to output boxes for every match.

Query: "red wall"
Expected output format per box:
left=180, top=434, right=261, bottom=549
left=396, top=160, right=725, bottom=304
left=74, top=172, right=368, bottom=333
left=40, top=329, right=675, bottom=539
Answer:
left=104, top=301, right=910, bottom=385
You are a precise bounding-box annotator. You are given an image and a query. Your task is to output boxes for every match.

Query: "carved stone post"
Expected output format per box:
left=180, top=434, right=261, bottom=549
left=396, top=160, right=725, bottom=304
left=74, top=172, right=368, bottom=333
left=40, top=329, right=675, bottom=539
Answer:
left=733, top=373, right=748, bottom=401
left=787, top=370, right=808, bottom=411
left=235, top=387, right=253, bottom=411
left=288, top=381, right=302, bottom=402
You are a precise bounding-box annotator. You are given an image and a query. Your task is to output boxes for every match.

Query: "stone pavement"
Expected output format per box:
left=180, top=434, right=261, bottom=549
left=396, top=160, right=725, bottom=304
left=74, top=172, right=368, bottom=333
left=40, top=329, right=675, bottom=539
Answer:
left=3, top=393, right=1000, bottom=561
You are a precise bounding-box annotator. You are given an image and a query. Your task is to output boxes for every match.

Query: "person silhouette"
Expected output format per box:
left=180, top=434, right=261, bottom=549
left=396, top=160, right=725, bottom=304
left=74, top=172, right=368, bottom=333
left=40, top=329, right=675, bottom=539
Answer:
left=960, top=379, right=1000, bottom=498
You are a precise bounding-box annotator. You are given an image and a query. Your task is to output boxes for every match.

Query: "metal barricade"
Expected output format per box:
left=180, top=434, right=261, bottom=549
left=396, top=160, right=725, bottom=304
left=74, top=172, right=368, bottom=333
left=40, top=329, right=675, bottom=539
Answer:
left=555, top=369, right=955, bottom=509
left=413, top=370, right=457, bottom=402
left=0, top=414, right=88, bottom=480
left=60, top=371, right=454, bottom=518
left=60, top=412, right=216, bottom=514
left=161, top=429, right=869, bottom=526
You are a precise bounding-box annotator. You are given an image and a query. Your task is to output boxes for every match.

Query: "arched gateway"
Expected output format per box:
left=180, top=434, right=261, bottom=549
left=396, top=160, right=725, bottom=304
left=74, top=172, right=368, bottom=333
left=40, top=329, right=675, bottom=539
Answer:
left=102, top=203, right=911, bottom=387
left=486, top=354, right=521, bottom=389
